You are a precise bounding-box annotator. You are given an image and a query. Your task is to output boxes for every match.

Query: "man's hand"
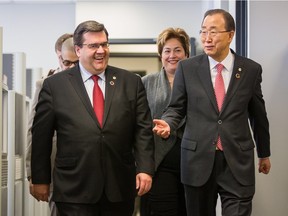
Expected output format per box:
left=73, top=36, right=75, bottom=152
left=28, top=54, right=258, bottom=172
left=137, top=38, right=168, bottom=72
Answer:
left=136, top=173, right=152, bottom=196
left=31, top=183, right=50, bottom=202
left=152, top=119, right=170, bottom=139
left=29, top=179, right=38, bottom=201
left=258, top=157, right=271, bottom=174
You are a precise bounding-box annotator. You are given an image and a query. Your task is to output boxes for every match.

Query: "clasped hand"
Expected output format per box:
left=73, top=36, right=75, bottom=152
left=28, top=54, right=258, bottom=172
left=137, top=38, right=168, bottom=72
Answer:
left=153, top=119, right=171, bottom=139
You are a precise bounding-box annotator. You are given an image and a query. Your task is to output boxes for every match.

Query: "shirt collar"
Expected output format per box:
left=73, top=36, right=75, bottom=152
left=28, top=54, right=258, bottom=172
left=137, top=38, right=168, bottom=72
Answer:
left=208, top=49, right=234, bottom=71
left=79, top=62, right=106, bottom=82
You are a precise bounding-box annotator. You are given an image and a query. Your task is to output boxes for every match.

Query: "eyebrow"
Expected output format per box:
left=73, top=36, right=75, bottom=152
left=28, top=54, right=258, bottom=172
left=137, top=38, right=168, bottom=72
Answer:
left=201, top=26, right=217, bottom=29
left=163, top=46, right=182, bottom=49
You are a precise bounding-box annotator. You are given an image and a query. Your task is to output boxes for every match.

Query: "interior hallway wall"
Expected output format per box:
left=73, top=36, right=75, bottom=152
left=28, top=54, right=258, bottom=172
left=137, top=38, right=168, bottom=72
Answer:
left=248, top=1, right=288, bottom=215
left=75, top=1, right=208, bottom=58
left=0, top=3, right=75, bottom=74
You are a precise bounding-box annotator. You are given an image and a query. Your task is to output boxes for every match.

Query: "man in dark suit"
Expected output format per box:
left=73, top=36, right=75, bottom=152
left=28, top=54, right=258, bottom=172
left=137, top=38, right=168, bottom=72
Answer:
left=153, top=9, right=271, bottom=216
left=31, top=20, right=154, bottom=216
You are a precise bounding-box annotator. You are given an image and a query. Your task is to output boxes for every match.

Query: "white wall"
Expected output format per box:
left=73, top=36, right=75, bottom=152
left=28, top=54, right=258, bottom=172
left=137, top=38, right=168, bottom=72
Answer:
left=76, top=1, right=203, bottom=38
left=0, top=3, right=75, bottom=74
left=0, top=1, right=231, bottom=73
left=75, top=0, right=236, bottom=50
left=248, top=1, right=288, bottom=215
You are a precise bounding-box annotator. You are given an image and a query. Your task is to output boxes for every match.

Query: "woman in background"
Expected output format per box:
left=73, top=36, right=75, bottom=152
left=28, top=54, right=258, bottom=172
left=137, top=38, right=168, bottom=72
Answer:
left=141, top=27, right=190, bottom=216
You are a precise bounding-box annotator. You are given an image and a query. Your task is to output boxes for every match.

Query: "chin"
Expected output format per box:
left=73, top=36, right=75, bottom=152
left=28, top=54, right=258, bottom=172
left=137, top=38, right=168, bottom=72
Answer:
left=204, top=50, right=215, bottom=56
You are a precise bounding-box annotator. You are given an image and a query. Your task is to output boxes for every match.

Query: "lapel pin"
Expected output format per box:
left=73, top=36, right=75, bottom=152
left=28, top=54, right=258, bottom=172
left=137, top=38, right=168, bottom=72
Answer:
left=236, top=68, right=242, bottom=79
left=110, top=81, right=115, bottom=85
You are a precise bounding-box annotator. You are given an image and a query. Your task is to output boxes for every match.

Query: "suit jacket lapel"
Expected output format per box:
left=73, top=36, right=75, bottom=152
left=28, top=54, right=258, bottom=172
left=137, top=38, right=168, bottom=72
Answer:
left=67, top=66, right=97, bottom=123
left=197, top=56, right=219, bottom=113
left=102, top=66, right=117, bottom=127
left=221, top=55, right=244, bottom=113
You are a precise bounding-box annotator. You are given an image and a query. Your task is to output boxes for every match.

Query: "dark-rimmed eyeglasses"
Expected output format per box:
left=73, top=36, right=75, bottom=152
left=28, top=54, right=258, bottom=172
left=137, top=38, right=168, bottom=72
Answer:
left=62, top=59, right=79, bottom=67
left=81, top=42, right=109, bottom=50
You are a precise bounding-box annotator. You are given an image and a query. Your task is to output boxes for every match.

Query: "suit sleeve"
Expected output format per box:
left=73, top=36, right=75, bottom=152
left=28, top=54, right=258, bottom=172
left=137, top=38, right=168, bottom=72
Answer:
left=133, top=76, right=155, bottom=176
left=31, top=79, right=55, bottom=184
left=248, top=65, right=270, bottom=158
left=162, top=61, right=187, bottom=130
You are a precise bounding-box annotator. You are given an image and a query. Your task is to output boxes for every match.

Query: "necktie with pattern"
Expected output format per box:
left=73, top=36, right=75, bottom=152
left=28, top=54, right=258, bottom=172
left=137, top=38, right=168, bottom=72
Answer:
left=215, top=63, right=225, bottom=150
left=92, top=75, right=104, bottom=127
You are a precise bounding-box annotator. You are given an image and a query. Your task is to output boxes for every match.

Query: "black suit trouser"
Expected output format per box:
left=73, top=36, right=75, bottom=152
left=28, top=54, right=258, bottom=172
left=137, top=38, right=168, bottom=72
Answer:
left=184, top=151, right=255, bottom=216
left=55, top=193, right=134, bottom=216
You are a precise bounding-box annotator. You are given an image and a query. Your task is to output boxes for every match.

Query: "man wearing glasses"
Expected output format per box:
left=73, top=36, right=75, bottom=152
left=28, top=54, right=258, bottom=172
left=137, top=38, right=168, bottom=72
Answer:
left=30, top=20, right=154, bottom=216
left=153, top=9, right=271, bottom=216
left=26, top=34, right=78, bottom=216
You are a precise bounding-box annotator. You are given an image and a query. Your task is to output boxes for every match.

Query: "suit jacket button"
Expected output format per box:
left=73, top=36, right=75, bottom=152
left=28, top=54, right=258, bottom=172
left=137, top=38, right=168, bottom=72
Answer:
left=218, top=120, right=222, bottom=124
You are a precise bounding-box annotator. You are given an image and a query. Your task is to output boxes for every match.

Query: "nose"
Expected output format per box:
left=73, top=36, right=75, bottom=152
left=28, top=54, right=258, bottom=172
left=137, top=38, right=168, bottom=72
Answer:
left=69, top=62, right=77, bottom=68
left=71, top=60, right=79, bottom=66
left=204, top=34, right=212, bottom=42
left=96, top=45, right=105, bottom=53
left=63, top=61, right=77, bottom=70
left=168, top=50, right=177, bottom=57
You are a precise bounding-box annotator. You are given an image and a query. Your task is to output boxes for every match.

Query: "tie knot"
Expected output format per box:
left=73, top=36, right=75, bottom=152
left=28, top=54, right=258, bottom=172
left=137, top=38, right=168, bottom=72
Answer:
left=92, top=75, right=99, bottom=83
left=216, top=63, right=224, bottom=73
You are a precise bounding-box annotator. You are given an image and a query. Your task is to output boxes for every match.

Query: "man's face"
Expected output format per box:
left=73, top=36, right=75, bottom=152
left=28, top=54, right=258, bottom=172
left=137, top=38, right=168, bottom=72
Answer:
left=200, top=13, right=234, bottom=62
left=75, top=31, right=109, bottom=75
left=56, top=50, right=66, bottom=70
left=60, top=50, right=79, bottom=71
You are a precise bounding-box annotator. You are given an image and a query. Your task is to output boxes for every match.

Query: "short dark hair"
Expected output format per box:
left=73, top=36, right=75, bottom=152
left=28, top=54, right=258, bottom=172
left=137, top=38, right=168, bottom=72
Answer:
left=55, top=33, right=73, bottom=53
left=73, top=20, right=109, bottom=47
left=202, top=9, right=235, bottom=31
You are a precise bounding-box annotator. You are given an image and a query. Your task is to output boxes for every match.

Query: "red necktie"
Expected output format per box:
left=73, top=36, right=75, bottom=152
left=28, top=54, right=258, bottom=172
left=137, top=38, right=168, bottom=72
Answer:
left=215, top=63, right=225, bottom=150
left=92, top=75, right=104, bottom=127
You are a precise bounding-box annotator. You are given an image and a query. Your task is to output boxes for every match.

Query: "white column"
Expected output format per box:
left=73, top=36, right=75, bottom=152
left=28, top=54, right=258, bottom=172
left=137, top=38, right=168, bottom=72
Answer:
left=13, top=52, right=26, bottom=95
